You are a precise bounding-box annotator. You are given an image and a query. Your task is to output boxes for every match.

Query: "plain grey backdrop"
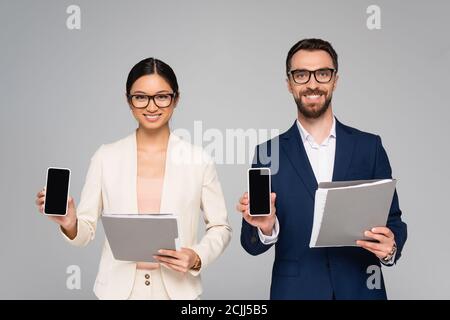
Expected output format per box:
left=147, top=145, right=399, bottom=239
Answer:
left=1, top=0, right=449, bottom=299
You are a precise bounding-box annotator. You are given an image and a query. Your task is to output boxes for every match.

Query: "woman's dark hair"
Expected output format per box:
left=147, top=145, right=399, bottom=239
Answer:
left=126, top=57, right=179, bottom=97
left=286, top=38, right=338, bottom=75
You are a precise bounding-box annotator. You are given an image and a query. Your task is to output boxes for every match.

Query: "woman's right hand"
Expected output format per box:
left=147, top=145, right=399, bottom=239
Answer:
left=35, top=187, right=78, bottom=233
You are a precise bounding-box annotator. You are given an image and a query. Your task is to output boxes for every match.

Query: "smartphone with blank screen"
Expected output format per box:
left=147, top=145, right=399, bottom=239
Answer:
left=247, top=168, right=271, bottom=216
left=44, top=167, right=71, bottom=216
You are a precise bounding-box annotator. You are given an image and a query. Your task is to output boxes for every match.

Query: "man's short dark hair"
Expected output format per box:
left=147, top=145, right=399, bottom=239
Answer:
left=286, top=38, right=338, bottom=75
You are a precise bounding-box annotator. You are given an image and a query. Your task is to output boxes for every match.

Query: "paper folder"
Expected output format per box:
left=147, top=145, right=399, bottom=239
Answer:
left=101, top=213, right=180, bottom=262
left=309, top=179, right=397, bottom=247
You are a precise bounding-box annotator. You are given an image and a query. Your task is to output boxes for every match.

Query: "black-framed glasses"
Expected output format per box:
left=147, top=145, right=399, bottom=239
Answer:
left=288, top=68, right=336, bottom=84
left=127, top=93, right=176, bottom=109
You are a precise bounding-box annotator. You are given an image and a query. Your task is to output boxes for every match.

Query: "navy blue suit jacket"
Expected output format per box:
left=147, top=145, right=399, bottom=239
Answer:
left=241, top=119, right=407, bottom=300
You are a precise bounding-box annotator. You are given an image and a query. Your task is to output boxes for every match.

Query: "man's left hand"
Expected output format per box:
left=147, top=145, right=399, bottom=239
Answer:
left=356, top=227, right=395, bottom=260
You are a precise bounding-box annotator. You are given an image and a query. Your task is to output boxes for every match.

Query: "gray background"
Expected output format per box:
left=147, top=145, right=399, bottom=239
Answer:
left=1, top=0, right=449, bottom=299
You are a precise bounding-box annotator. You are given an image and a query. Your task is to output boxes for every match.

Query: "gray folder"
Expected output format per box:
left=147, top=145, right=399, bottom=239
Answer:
left=101, top=214, right=180, bottom=262
left=309, top=179, right=397, bottom=247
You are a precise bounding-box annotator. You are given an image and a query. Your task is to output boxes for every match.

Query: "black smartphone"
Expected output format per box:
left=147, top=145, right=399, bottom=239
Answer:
left=247, top=168, right=271, bottom=216
left=44, top=167, right=71, bottom=216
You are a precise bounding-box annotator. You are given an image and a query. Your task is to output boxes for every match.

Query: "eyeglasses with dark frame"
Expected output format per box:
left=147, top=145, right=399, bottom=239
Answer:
left=288, top=68, right=336, bottom=84
left=127, top=92, right=176, bottom=109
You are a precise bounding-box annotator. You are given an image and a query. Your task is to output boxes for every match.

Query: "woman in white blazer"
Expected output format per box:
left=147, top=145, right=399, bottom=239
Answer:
left=35, top=58, right=232, bottom=300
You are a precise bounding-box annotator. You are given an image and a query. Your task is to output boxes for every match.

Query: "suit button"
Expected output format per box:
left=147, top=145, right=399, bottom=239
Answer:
left=145, top=274, right=150, bottom=279
left=145, top=280, right=150, bottom=286
left=251, top=236, right=257, bottom=244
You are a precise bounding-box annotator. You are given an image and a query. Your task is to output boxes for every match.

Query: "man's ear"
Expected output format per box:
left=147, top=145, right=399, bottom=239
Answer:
left=332, top=74, right=339, bottom=91
left=286, top=78, right=293, bottom=94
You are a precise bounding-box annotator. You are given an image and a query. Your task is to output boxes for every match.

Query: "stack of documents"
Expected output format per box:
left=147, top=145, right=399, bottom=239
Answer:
left=101, top=213, right=180, bottom=262
left=309, top=179, right=396, bottom=248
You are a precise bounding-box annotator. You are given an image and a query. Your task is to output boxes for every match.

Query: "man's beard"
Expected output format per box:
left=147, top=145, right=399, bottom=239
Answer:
left=295, top=90, right=332, bottom=119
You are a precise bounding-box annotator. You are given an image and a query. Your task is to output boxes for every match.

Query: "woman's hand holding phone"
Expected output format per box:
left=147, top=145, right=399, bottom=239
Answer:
left=237, top=192, right=277, bottom=236
left=35, top=187, right=78, bottom=239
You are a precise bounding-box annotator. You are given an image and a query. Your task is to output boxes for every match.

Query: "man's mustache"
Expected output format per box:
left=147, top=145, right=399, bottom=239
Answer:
left=300, top=89, right=327, bottom=96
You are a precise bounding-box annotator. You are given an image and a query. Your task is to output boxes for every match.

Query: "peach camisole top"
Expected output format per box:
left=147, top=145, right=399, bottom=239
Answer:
left=136, top=175, right=164, bottom=270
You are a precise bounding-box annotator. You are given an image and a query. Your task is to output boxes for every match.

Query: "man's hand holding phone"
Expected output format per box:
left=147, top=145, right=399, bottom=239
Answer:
left=237, top=192, right=277, bottom=236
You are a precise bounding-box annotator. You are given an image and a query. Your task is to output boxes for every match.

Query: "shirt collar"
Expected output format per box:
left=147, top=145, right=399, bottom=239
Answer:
left=296, top=116, right=336, bottom=146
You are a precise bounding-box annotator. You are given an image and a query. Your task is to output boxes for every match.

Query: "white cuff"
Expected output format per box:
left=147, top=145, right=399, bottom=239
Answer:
left=257, top=217, right=279, bottom=245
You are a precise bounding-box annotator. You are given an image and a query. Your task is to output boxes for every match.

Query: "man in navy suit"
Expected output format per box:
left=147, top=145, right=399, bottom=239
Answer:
left=237, top=38, right=407, bottom=299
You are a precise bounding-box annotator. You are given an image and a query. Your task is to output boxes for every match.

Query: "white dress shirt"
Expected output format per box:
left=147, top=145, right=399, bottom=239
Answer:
left=257, top=116, right=395, bottom=265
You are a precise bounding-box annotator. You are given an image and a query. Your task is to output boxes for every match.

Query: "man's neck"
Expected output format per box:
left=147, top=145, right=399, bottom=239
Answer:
left=297, top=107, right=334, bottom=145
left=136, top=125, right=170, bottom=153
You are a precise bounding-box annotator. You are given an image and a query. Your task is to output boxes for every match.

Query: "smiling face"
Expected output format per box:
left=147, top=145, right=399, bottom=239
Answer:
left=287, top=49, right=338, bottom=119
left=127, top=74, right=178, bottom=131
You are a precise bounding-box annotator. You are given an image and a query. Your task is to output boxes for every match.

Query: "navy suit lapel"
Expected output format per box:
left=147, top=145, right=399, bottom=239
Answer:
left=332, top=118, right=355, bottom=182
left=280, top=118, right=356, bottom=198
left=281, top=121, right=318, bottom=199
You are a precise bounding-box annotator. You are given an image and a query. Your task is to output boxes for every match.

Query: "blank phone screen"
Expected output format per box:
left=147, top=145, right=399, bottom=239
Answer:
left=44, top=168, right=70, bottom=215
left=249, top=169, right=271, bottom=215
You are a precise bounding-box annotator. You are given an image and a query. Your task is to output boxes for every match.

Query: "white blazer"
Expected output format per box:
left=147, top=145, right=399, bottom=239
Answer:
left=61, top=131, right=232, bottom=299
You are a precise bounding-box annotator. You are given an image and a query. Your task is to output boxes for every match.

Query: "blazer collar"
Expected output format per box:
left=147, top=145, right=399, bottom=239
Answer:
left=332, top=118, right=355, bottom=182
left=281, top=117, right=355, bottom=199
left=127, top=130, right=181, bottom=214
